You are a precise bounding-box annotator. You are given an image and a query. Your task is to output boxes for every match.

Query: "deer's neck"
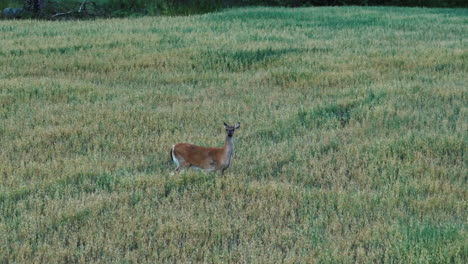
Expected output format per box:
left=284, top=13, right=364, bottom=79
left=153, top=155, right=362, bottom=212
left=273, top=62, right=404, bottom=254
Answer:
left=223, top=135, right=235, bottom=163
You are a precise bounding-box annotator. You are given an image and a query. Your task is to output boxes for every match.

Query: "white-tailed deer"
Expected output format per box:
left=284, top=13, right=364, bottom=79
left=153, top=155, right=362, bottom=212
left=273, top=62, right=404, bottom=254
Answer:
left=170, top=122, right=240, bottom=174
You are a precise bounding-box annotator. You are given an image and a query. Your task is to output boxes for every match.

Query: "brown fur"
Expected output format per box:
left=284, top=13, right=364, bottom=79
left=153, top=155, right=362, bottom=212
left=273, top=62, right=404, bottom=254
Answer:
left=171, top=122, right=240, bottom=174
left=173, top=144, right=226, bottom=170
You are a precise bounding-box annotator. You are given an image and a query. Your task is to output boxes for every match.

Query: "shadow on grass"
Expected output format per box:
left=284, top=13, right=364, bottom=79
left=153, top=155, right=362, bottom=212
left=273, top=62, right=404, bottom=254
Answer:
left=252, top=90, right=386, bottom=144
left=193, top=47, right=316, bottom=72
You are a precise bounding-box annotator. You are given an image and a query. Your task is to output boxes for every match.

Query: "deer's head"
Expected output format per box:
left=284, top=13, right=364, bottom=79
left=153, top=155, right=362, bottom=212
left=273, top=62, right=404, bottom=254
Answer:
left=224, top=122, right=240, bottom=137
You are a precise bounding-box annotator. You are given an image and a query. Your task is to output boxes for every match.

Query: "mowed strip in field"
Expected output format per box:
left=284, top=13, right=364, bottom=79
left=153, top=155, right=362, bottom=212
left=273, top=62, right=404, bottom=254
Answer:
left=0, top=6, right=467, bottom=263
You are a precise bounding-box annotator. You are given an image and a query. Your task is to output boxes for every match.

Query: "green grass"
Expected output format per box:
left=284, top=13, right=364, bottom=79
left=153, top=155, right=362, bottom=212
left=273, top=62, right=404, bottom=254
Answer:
left=1, top=6, right=467, bottom=263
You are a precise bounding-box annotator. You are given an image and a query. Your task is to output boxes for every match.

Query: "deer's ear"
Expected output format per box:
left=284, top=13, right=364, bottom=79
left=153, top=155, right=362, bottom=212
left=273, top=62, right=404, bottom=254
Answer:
left=234, top=122, right=240, bottom=129
left=223, top=122, right=229, bottom=128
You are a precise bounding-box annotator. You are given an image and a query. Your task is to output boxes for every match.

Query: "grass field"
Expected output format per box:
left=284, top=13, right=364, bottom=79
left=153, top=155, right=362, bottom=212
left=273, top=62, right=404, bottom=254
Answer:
left=1, top=6, right=467, bottom=263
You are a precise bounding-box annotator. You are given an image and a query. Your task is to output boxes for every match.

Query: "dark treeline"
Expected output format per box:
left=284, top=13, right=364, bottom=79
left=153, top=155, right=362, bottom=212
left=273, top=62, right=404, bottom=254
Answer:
left=2, top=0, right=466, bottom=20
left=109, top=0, right=467, bottom=15
left=226, top=0, right=467, bottom=7
left=120, top=0, right=468, bottom=9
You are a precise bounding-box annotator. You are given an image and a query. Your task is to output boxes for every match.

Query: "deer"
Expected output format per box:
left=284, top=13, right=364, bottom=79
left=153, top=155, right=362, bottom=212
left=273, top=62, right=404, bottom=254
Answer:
left=170, top=122, right=240, bottom=174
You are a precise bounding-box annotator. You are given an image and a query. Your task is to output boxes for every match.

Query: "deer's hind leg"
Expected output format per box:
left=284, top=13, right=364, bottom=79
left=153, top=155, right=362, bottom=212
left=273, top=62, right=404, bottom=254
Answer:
left=171, top=154, right=188, bottom=174
left=174, top=160, right=191, bottom=173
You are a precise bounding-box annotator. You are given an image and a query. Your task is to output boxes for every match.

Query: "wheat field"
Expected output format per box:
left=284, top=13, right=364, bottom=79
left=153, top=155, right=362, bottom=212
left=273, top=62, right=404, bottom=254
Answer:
left=0, top=6, right=467, bottom=263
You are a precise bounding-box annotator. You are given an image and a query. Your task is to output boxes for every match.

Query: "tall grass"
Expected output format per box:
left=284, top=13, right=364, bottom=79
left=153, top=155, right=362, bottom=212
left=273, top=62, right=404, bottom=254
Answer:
left=0, top=6, right=467, bottom=263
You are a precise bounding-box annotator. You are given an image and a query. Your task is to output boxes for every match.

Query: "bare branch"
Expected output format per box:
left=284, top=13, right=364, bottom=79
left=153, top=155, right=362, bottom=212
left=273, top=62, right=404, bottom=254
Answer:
left=51, top=0, right=97, bottom=19
left=51, top=11, right=73, bottom=18
left=78, top=0, right=89, bottom=13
